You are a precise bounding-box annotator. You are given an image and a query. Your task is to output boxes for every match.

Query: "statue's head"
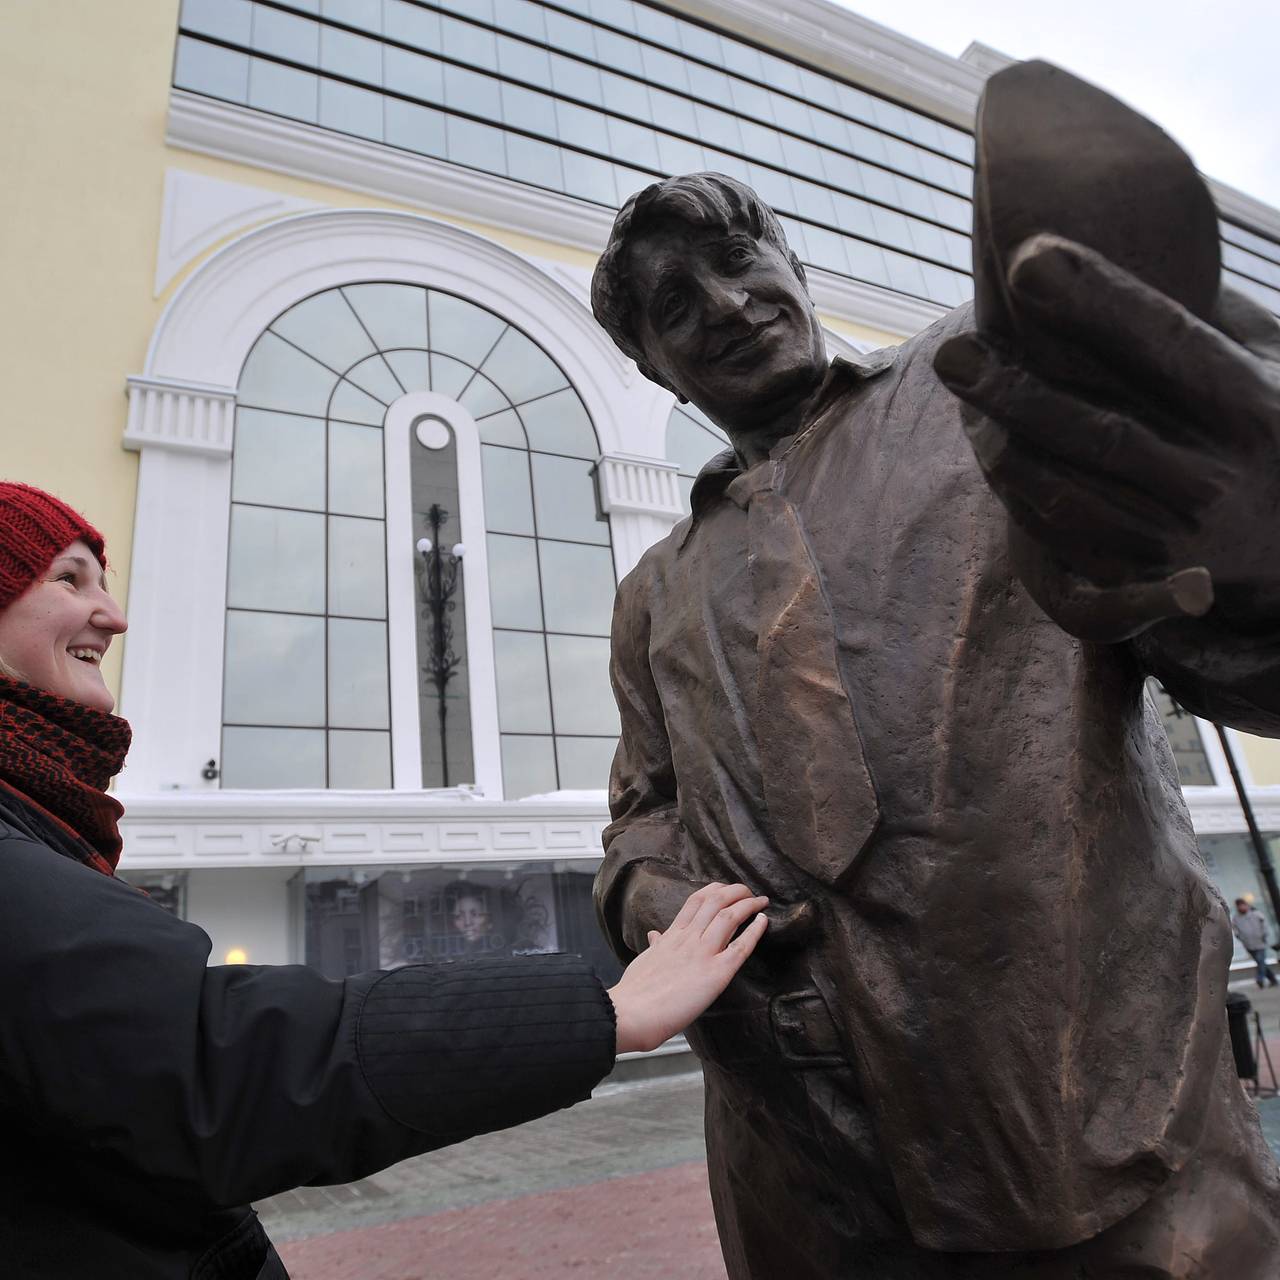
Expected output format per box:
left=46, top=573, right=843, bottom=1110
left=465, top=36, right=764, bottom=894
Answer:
left=592, top=173, right=827, bottom=435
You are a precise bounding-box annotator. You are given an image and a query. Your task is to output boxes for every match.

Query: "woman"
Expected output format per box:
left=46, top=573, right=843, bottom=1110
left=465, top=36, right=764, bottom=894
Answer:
left=0, top=481, right=769, bottom=1279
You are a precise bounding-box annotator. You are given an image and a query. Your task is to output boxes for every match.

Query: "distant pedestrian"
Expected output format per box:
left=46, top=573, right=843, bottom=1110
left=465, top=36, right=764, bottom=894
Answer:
left=1233, top=898, right=1279, bottom=988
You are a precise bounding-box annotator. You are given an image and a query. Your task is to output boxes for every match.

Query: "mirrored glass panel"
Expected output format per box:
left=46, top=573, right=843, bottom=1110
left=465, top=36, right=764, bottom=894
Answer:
left=227, top=505, right=326, bottom=613
left=493, top=630, right=553, bottom=733
left=247, top=57, right=318, bottom=122
left=546, top=634, right=618, bottom=735
left=232, top=409, right=325, bottom=510
left=344, top=284, right=429, bottom=351
left=328, top=422, right=384, bottom=518
left=224, top=611, right=326, bottom=726
left=329, top=729, right=392, bottom=788
left=383, top=349, right=431, bottom=394
left=487, top=533, right=544, bottom=630
left=475, top=407, right=527, bottom=448
left=482, top=445, right=535, bottom=535
left=328, top=617, right=390, bottom=728
left=174, top=36, right=250, bottom=103
left=517, top=388, right=596, bottom=458
left=429, top=293, right=507, bottom=365
left=555, top=735, right=616, bottom=791
left=239, top=332, right=338, bottom=416
left=328, top=515, right=387, bottom=619
left=272, top=290, right=375, bottom=375
left=501, top=734, right=558, bottom=798
left=329, top=379, right=389, bottom=426
left=530, top=454, right=609, bottom=545
left=538, top=541, right=614, bottom=636
left=221, top=726, right=326, bottom=788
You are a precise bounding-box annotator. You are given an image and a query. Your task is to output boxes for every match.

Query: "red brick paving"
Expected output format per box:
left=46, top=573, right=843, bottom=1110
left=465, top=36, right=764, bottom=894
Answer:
left=278, top=1160, right=728, bottom=1280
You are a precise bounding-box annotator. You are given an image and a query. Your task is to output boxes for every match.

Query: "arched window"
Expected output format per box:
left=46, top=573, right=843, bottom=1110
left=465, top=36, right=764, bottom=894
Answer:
left=222, top=283, right=619, bottom=797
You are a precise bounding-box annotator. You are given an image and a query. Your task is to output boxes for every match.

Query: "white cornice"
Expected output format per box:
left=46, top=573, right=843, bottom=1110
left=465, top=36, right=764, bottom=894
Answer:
left=167, top=90, right=618, bottom=257
left=118, top=791, right=610, bottom=870
left=166, top=91, right=944, bottom=338
left=124, top=375, right=237, bottom=457
left=665, top=0, right=984, bottom=127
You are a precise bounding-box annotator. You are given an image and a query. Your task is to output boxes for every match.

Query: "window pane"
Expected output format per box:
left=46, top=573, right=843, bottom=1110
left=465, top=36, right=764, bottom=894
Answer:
left=546, top=634, right=618, bottom=734
left=562, top=152, right=616, bottom=205
left=459, top=370, right=510, bottom=419
left=232, top=408, right=325, bottom=509
left=329, top=730, right=391, bottom=788
left=501, top=734, right=557, bottom=798
left=320, top=26, right=383, bottom=84
left=248, top=58, right=318, bottom=123
left=429, top=293, right=506, bottom=365
left=446, top=115, right=505, bottom=173
left=227, top=505, right=325, bottom=613
left=667, top=407, right=726, bottom=477
left=555, top=735, right=615, bottom=791
left=239, top=331, right=338, bottom=416
left=329, top=617, right=390, bottom=728
left=539, top=542, right=614, bottom=635
left=505, top=135, right=563, bottom=191
left=221, top=726, right=325, bottom=788
left=272, top=291, right=374, bottom=378
left=475, top=407, right=526, bottom=448
left=383, top=349, right=431, bottom=394
left=530, top=454, right=609, bottom=545
left=320, top=80, right=384, bottom=141
left=481, top=445, right=534, bottom=535
left=329, top=515, right=387, bottom=619
left=429, top=353, right=474, bottom=399
left=224, top=611, right=325, bottom=725
left=384, top=0, right=441, bottom=51
left=517, top=388, right=596, bottom=457
left=250, top=5, right=318, bottom=62
left=493, top=630, right=552, bottom=732
left=343, top=353, right=404, bottom=404
left=174, top=37, right=250, bottom=104
left=487, top=533, right=543, bottom=630
left=441, top=14, right=498, bottom=69
left=482, top=327, right=567, bottom=406
left=328, top=422, right=385, bottom=517
left=322, top=0, right=380, bottom=29
left=385, top=97, right=447, bottom=157
left=343, top=284, right=428, bottom=351
left=182, top=0, right=252, bottom=44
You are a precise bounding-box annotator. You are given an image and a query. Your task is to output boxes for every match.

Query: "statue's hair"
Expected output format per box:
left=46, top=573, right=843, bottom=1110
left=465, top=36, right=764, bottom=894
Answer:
left=590, top=172, right=806, bottom=368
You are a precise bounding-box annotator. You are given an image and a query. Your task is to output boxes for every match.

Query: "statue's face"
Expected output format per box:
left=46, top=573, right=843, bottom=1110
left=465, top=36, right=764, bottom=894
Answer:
left=627, top=221, right=826, bottom=432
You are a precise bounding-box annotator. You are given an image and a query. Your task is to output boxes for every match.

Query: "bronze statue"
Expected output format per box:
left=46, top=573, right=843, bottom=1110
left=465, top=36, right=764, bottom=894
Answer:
left=590, top=62, right=1280, bottom=1278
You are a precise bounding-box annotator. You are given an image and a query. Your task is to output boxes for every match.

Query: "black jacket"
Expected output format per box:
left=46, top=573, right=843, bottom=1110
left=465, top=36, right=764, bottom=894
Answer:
left=0, top=792, right=616, bottom=1278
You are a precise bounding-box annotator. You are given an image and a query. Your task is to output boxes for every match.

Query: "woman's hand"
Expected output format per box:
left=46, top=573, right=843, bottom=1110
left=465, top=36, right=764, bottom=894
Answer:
left=607, top=882, right=768, bottom=1054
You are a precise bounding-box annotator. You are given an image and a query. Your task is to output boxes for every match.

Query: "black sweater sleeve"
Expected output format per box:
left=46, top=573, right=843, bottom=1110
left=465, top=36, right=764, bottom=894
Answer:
left=0, top=826, right=616, bottom=1209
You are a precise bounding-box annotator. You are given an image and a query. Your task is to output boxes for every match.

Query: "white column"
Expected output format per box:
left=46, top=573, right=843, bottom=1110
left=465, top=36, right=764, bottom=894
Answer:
left=118, top=376, right=237, bottom=794
left=596, top=453, right=685, bottom=580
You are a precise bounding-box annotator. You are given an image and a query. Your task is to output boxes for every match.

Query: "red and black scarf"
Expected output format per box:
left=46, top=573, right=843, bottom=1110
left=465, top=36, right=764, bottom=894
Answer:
left=0, top=676, right=131, bottom=876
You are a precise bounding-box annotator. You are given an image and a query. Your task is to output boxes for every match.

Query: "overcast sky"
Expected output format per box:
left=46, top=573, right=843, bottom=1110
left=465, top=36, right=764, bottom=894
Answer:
left=834, top=0, right=1280, bottom=211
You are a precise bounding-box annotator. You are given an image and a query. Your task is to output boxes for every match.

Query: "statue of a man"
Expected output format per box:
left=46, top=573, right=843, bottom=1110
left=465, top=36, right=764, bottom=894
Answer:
left=590, top=165, right=1280, bottom=1276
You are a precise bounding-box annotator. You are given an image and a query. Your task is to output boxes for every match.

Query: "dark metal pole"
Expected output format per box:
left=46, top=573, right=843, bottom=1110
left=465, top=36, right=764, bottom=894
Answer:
left=1213, top=723, right=1280, bottom=928
left=417, top=504, right=464, bottom=790
left=428, top=505, right=450, bottom=787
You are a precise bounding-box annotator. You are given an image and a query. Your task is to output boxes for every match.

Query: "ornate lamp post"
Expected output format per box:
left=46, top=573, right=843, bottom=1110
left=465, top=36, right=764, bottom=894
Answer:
left=416, top=503, right=465, bottom=787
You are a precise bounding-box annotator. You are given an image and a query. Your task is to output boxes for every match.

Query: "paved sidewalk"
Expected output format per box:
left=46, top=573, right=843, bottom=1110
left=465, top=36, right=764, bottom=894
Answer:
left=258, top=1072, right=709, bottom=1244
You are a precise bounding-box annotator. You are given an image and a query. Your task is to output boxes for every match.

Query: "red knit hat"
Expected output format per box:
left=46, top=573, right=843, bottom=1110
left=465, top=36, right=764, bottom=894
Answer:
left=0, top=483, right=107, bottom=614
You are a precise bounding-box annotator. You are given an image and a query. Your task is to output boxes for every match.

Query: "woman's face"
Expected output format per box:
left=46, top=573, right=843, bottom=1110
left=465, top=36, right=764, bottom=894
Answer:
left=0, top=540, right=127, bottom=713
left=451, top=894, right=490, bottom=943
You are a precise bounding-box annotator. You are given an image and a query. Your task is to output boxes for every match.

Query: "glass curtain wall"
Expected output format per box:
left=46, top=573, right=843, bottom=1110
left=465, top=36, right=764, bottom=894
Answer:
left=225, top=282, right=618, bottom=796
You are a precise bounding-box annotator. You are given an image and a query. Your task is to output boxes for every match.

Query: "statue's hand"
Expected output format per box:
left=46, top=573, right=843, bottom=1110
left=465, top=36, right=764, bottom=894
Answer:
left=934, top=234, right=1280, bottom=642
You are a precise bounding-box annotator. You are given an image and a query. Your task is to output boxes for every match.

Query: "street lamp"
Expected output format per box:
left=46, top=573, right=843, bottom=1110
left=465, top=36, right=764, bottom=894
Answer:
left=416, top=503, right=465, bottom=787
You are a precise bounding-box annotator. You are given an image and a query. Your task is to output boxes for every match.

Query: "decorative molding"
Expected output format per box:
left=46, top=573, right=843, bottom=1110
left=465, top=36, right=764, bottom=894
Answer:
left=123, top=375, right=237, bottom=458
left=1184, top=785, right=1280, bottom=836
left=164, top=91, right=944, bottom=339
left=959, top=42, right=1017, bottom=77
left=597, top=453, right=684, bottom=519
left=597, top=453, right=686, bottom=578
left=167, top=90, right=619, bottom=257
left=140, top=205, right=637, bottom=449
left=667, top=0, right=985, bottom=128
left=118, top=792, right=609, bottom=870
left=155, top=167, right=319, bottom=296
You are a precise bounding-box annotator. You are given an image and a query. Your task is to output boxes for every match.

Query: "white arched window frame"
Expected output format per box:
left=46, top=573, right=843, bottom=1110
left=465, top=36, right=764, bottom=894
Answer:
left=120, top=208, right=675, bottom=796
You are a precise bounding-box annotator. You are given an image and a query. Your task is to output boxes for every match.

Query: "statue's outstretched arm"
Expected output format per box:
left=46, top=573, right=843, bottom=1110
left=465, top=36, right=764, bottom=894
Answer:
left=935, top=236, right=1280, bottom=735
